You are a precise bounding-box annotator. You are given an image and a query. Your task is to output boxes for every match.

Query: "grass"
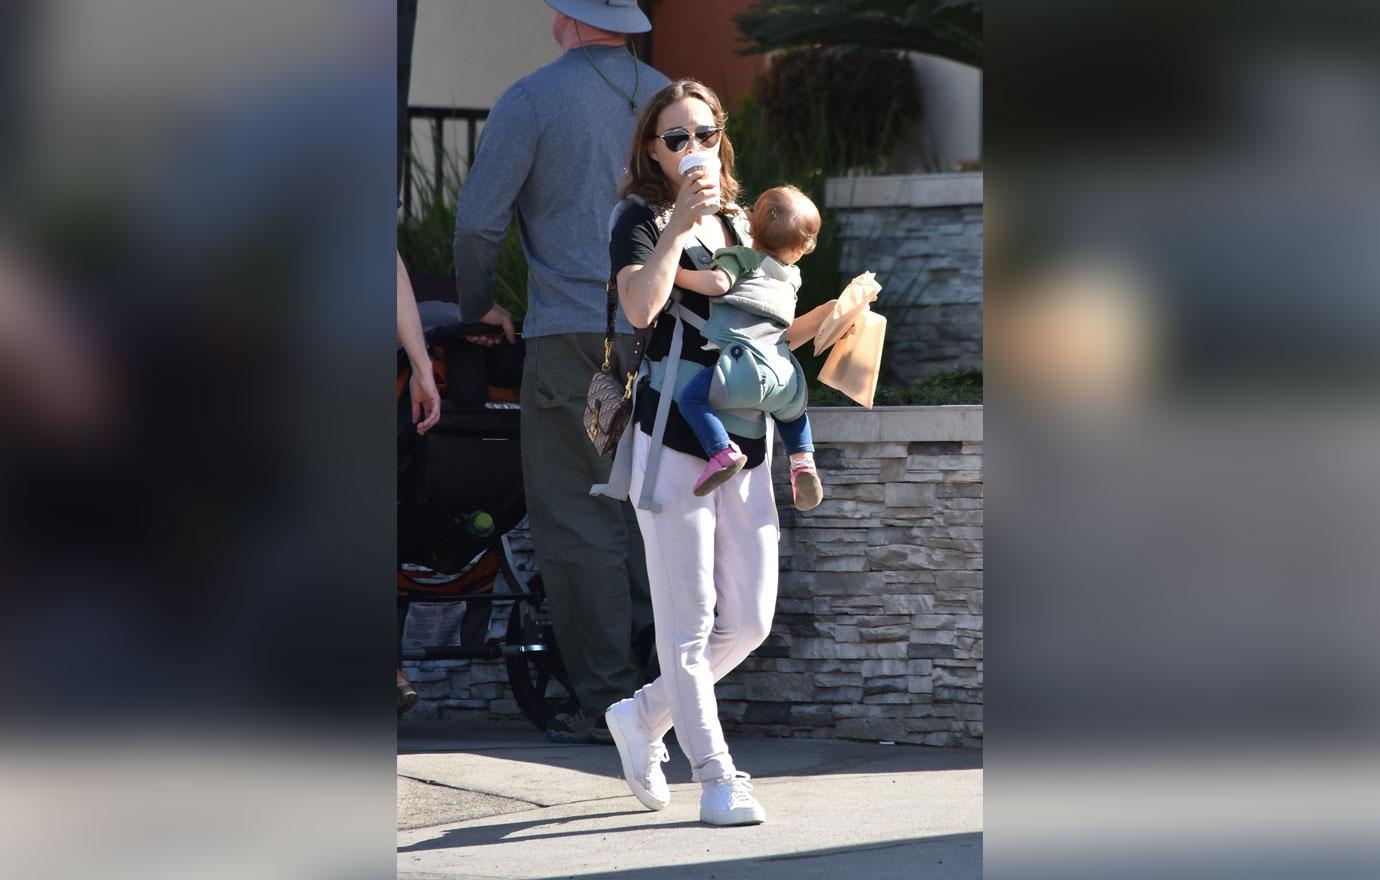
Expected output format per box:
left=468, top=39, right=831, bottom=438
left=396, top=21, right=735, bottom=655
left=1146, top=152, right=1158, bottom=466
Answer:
left=808, top=367, right=983, bottom=407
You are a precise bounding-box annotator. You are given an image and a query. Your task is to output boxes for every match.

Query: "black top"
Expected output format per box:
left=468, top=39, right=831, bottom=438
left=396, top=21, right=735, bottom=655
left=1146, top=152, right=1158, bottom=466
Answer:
left=609, top=203, right=766, bottom=468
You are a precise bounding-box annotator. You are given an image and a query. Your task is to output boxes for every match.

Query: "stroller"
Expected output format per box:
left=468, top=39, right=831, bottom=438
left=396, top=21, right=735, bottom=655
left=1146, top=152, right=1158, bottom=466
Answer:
left=397, top=302, right=572, bottom=729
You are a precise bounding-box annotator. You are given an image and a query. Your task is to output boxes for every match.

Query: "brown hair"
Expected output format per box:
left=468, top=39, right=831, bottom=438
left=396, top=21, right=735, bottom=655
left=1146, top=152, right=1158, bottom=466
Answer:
left=619, top=79, right=742, bottom=212
left=749, top=185, right=821, bottom=260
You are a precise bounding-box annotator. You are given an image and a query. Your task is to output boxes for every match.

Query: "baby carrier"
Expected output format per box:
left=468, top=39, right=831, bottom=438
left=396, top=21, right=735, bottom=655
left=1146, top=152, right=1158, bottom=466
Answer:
left=592, top=197, right=802, bottom=513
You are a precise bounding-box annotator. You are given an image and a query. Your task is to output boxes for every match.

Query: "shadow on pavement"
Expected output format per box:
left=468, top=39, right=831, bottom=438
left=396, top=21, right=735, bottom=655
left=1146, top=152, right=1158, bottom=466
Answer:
left=398, top=716, right=982, bottom=783
left=397, top=809, right=703, bottom=853
left=585, top=833, right=982, bottom=879
left=398, top=832, right=982, bottom=879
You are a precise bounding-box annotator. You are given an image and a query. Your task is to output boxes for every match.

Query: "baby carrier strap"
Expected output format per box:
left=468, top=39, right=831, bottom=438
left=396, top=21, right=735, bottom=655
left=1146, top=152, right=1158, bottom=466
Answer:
left=589, top=195, right=654, bottom=507
left=672, top=300, right=706, bottom=332
left=633, top=313, right=684, bottom=512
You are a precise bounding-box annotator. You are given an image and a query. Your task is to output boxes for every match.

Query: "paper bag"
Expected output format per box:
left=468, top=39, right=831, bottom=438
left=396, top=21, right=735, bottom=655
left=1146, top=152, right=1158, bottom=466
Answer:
left=814, top=271, right=881, bottom=355
left=818, top=310, right=887, bottom=408
left=786, top=271, right=887, bottom=408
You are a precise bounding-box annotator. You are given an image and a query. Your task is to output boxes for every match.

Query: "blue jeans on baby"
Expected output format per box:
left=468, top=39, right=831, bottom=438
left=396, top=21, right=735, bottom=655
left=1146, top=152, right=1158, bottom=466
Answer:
left=679, top=363, right=815, bottom=457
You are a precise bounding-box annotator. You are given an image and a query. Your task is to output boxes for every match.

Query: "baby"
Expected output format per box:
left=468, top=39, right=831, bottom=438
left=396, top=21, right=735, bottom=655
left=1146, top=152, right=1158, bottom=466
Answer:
left=674, top=185, right=823, bottom=511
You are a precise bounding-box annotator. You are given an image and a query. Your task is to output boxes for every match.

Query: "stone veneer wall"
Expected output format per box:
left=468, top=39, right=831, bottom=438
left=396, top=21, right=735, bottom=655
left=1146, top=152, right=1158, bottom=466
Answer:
left=826, top=174, right=983, bottom=383
left=403, top=406, right=984, bottom=749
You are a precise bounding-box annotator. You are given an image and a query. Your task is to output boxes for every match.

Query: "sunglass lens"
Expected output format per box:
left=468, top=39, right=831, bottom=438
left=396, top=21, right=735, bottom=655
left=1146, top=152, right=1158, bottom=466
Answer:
left=697, top=128, right=722, bottom=148
left=663, top=132, right=690, bottom=151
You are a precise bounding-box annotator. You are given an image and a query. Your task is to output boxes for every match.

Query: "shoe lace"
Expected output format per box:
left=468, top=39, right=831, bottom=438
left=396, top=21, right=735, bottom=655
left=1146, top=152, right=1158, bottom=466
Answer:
left=723, top=771, right=755, bottom=807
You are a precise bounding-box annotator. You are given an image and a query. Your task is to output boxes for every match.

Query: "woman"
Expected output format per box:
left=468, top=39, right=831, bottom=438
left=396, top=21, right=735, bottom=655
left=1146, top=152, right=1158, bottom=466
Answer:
left=603, top=80, right=777, bottom=827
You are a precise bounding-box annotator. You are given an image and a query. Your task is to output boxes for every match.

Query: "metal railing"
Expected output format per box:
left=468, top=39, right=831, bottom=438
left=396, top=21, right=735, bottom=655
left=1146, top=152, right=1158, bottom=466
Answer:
left=402, top=105, right=489, bottom=219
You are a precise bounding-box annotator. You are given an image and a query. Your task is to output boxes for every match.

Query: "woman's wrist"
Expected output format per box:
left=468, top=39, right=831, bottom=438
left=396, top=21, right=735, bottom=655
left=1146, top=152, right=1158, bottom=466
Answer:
left=665, top=209, right=696, bottom=237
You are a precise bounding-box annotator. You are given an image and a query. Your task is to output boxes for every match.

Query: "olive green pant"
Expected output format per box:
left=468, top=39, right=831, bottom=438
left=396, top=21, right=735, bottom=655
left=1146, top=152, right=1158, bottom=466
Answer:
left=520, top=332, right=653, bottom=717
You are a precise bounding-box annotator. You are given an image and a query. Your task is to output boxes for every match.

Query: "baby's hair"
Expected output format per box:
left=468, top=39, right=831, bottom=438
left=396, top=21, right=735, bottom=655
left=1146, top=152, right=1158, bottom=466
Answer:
left=748, top=185, right=821, bottom=260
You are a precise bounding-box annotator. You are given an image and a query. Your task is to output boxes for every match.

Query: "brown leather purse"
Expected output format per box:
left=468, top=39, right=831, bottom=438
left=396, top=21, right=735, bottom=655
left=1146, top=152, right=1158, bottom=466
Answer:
left=583, top=278, right=649, bottom=457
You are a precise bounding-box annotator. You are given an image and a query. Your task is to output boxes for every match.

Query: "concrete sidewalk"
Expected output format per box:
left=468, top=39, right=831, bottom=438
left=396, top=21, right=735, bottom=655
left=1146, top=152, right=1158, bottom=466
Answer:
left=398, top=716, right=982, bottom=880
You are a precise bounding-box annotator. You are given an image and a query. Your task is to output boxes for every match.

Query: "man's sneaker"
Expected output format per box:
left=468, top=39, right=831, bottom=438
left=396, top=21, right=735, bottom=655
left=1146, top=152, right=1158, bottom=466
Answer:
left=605, top=698, right=671, bottom=811
left=547, top=707, right=613, bottom=745
left=789, top=456, right=823, bottom=511
left=699, top=771, right=766, bottom=826
left=693, top=444, right=748, bottom=496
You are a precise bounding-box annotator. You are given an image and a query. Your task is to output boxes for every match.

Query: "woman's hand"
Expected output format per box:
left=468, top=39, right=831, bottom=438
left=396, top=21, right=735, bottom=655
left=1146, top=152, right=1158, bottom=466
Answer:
left=667, top=166, right=720, bottom=234
left=409, top=364, right=442, bottom=434
left=619, top=167, right=721, bottom=326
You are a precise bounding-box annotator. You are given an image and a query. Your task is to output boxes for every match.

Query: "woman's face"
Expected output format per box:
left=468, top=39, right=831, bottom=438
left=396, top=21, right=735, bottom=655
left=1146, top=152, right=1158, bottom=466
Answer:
left=647, top=97, right=720, bottom=187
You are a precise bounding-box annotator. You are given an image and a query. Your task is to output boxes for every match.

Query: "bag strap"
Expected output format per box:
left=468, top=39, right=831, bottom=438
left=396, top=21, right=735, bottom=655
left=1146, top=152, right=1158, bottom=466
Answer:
left=603, top=195, right=664, bottom=390
left=602, top=272, right=653, bottom=397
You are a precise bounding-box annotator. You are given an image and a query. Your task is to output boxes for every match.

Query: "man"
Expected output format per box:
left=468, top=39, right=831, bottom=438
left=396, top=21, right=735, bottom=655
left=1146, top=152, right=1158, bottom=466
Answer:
left=454, top=0, right=666, bottom=744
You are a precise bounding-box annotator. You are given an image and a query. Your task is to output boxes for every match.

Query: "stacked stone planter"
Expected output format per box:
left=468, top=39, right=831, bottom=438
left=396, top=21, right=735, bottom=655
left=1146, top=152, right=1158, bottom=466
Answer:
left=404, top=406, right=984, bottom=749
left=827, top=173, right=983, bottom=382
left=719, top=406, right=983, bottom=748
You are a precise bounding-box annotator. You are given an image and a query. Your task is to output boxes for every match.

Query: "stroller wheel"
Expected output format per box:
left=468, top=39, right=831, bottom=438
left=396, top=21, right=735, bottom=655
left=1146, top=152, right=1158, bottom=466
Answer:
left=504, top=576, right=574, bottom=730
left=397, top=681, right=419, bottom=719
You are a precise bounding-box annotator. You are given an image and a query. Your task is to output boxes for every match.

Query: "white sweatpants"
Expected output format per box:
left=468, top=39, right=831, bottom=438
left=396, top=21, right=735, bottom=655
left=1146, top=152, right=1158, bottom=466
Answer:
left=627, top=428, right=779, bottom=783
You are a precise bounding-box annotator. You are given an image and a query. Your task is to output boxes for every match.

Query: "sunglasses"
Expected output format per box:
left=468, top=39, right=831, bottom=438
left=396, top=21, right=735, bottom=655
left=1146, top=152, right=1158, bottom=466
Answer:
left=653, top=126, right=723, bottom=152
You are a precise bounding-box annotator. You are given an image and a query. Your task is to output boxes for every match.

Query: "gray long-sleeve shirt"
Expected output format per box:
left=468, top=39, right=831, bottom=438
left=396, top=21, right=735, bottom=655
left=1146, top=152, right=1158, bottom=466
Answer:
left=453, top=46, right=668, bottom=339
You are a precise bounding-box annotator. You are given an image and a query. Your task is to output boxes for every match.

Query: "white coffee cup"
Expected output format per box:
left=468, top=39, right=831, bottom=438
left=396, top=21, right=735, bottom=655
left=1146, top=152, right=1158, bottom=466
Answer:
left=678, top=152, right=720, bottom=210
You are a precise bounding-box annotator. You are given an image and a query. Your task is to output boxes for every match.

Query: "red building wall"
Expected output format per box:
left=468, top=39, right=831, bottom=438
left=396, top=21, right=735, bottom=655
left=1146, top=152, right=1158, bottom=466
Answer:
left=646, top=0, right=766, bottom=110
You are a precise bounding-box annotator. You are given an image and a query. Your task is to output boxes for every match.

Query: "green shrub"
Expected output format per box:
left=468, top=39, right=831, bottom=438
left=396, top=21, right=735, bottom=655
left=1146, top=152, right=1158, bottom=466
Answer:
left=735, top=0, right=984, bottom=69
left=754, top=46, right=920, bottom=174
left=808, top=368, right=983, bottom=407
left=397, top=146, right=528, bottom=320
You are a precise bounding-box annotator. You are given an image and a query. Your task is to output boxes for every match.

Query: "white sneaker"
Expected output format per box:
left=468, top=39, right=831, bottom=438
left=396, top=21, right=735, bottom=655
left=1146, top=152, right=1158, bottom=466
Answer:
left=605, top=698, right=670, bottom=811
left=699, top=771, right=766, bottom=826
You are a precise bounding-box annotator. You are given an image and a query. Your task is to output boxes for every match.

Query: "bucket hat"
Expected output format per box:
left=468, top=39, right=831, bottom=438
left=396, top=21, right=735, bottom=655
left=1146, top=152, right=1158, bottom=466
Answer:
left=544, top=0, right=651, bottom=34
